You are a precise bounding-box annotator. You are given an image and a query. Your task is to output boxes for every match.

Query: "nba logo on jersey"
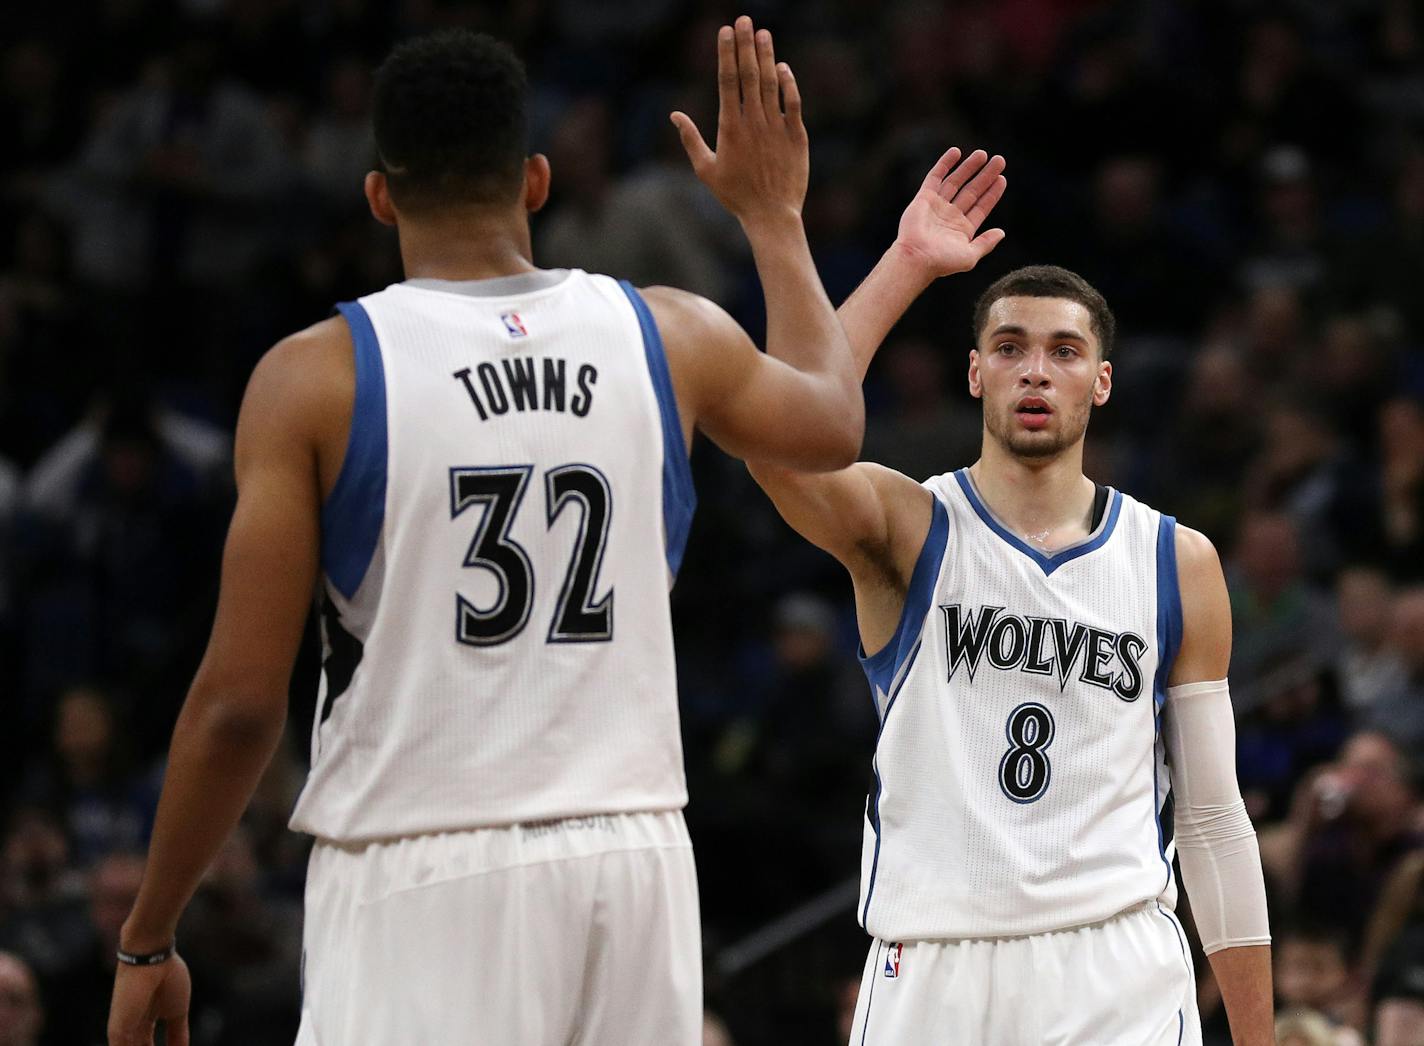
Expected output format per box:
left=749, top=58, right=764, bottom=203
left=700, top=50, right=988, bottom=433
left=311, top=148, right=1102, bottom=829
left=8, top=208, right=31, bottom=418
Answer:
left=500, top=311, right=528, bottom=338
left=883, top=943, right=903, bottom=978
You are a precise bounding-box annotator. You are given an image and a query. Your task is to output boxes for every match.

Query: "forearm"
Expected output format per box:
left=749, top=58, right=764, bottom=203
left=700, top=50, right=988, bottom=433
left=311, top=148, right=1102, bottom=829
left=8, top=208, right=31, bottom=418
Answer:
left=742, top=210, right=857, bottom=399
left=1208, top=944, right=1274, bottom=1046
left=121, top=693, right=286, bottom=952
left=837, top=243, right=935, bottom=379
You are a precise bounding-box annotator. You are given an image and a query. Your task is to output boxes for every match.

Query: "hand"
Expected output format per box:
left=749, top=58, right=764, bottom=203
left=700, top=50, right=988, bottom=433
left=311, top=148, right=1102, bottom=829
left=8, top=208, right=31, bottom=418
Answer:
left=671, top=16, right=807, bottom=225
left=892, top=148, right=1007, bottom=279
left=108, top=954, right=191, bottom=1046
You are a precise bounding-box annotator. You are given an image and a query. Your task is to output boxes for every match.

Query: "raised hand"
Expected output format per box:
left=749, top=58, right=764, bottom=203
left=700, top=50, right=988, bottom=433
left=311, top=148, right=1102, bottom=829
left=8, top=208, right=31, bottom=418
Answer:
left=894, top=148, right=1007, bottom=278
left=671, top=16, right=807, bottom=225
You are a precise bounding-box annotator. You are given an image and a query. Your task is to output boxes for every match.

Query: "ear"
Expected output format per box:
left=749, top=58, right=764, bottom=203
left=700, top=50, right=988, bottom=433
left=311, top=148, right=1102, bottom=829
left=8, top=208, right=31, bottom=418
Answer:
left=1093, top=360, right=1113, bottom=407
left=365, top=171, right=397, bottom=227
left=524, top=154, right=551, bottom=214
left=967, top=349, right=984, bottom=400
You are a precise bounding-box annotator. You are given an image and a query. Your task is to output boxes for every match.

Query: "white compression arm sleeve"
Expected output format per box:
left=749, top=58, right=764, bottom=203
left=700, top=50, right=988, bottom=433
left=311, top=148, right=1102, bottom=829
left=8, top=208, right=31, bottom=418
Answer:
left=1163, top=679, right=1272, bottom=955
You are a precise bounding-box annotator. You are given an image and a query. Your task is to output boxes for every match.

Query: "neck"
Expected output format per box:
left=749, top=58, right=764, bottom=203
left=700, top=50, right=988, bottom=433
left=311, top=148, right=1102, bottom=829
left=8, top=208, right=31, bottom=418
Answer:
left=396, top=206, right=538, bottom=282
left=969, top=435, right=1097, bottom=544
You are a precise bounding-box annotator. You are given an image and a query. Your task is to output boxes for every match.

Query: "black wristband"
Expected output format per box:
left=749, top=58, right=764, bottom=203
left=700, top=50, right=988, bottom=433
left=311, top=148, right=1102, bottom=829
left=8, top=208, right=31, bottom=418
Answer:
left=116, top=943, right=175, bottom=966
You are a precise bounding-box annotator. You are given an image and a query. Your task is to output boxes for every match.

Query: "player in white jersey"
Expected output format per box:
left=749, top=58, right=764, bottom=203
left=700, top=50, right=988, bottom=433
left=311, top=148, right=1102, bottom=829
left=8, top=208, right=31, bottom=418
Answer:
left=751, top=153, right=1275, bottom=1044
left=108, top=20, right=867, bottom=1046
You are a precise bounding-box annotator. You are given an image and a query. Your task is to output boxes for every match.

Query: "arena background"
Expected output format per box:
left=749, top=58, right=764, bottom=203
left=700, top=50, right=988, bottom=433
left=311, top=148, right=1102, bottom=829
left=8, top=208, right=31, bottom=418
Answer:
left=2, top=1, right=1424, bottom=1043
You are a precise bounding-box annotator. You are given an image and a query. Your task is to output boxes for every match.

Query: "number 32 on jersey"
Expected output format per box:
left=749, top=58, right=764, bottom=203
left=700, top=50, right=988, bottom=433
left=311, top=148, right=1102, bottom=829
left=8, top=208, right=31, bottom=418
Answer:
left=449, top=463, right=614, bottom=646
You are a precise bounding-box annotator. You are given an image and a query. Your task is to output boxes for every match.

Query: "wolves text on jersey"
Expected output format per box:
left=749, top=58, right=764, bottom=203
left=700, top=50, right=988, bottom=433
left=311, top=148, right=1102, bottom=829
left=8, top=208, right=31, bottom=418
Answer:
left=940, top=604, right=1148, bottom=701
left=452, top=358, right=598, bottom=421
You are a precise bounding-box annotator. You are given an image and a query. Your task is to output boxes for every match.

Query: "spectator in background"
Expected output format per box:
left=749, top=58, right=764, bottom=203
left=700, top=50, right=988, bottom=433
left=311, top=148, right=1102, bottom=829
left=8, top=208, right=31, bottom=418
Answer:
left=0, top=951, right=43, bottom=1046
left=1147, top=344, right=1258, bottom=543
left=1274, top=924, right=1367, bottom=1041
left=1244, top=401, right=1348, bottom=577
left=18, top=393, right=228, bottom=722
left=39, top=852, right=144, bottom=1046
left=1275, top=1008, right=1359, bottom=1046
left=1376, top=397, right=1424, bottom=581
left=1262, top=731, right=1424, bottom=949
left=179, top=826, right=301, bottom=1044
left=55, top=25, right=290, bottom=294
left=1364, top=587, right=1424, bottom=750
left=19, top=687, right=152, bottom=869
left=1227, top=510, right=1341, bottom=708
left=1335, top=566, right=1408, bottom=714
left=860, top=337, right=980, bottom=482
left=1236, top=657, right=1349, bottom=823
left=536, top=95, right=730, bottom=300
left=300, top=55, right=374, bottom=212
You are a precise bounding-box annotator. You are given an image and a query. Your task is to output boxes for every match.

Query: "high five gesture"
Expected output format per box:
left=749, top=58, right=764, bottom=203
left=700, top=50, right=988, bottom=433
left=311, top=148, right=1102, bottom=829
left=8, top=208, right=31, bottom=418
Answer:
left=671, top=16, right=808, bottom=224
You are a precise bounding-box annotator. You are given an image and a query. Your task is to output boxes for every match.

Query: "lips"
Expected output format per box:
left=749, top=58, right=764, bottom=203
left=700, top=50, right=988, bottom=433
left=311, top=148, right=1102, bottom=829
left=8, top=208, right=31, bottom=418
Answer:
left=1015, top=397, right=1052, bottom=430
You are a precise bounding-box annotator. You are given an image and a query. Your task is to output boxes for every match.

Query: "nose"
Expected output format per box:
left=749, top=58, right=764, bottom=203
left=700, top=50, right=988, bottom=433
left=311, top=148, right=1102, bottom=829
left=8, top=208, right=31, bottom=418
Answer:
left=1018, top=348, right=1050, bottom=387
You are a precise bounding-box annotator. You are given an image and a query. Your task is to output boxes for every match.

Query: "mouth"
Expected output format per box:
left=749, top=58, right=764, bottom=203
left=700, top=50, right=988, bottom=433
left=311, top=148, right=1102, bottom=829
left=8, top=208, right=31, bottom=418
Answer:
left=1015, top=397, right=1053, bottom=430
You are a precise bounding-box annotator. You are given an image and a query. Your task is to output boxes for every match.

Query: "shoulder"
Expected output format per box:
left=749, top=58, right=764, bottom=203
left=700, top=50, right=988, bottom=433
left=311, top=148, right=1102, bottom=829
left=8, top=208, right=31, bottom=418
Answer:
left=1169, top=522, right=1231, bottom=683
left=237, top=317, right=354, bottom=464
left=1174, top=522, right=1223, bottom=580
left=635, top=285, right=738, bottom=339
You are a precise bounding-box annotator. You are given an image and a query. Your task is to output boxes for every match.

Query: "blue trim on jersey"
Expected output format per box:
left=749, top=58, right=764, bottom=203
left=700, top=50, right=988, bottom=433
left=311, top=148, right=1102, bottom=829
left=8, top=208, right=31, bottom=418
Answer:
left=953, top=469, right=1122, bottom=576
left=861, top=639, right=922, bottom=928
left=323, top=301, right=388, bottom=599
left=1153, top=515, right=1183, bottom=708
left=1152, top=514, right=1183, bottom=886
left=858, top=494, right=950, bottom=699
left=618, top=281, right=696, bottom=578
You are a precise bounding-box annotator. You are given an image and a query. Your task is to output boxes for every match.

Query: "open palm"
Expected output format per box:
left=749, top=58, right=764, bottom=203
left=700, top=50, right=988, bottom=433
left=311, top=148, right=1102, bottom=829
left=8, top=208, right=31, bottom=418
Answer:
left=895, top=148, right=1007, bottom=278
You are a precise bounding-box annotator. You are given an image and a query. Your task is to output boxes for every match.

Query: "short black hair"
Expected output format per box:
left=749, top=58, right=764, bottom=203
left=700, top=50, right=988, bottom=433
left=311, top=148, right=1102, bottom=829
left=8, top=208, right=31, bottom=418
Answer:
left=372, top=30, right=529, bottom=212
left=972, top=265, right=1117, bottom=359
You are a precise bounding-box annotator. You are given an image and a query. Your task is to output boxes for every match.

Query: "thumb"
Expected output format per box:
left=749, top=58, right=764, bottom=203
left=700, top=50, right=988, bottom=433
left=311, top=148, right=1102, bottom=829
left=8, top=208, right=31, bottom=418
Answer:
left=670, top=112, right=714, bottom=174
left=972, top=228, right=1006, bottom=258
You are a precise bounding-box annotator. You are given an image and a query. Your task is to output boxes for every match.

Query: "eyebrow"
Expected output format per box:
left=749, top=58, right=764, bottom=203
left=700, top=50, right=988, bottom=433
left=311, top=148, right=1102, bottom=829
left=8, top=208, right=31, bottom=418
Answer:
left=988, top=325, right=1089, bottom=343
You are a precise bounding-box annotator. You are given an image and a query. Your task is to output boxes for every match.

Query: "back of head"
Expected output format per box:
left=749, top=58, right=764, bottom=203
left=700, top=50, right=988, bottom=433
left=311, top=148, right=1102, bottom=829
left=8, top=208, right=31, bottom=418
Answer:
left=373, top=30, right=529, bottom=215
left=972, top=265, right=1117, bottom=359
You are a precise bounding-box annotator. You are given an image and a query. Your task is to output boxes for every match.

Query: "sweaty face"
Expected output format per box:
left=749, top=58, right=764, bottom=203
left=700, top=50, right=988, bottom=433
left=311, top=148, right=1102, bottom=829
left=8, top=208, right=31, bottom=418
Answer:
left=971, top=297, right=1109, bottom=460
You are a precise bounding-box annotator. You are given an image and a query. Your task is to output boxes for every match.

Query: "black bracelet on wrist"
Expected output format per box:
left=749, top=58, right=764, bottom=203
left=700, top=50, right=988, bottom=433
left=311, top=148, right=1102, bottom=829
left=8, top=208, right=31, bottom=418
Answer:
left=116, top=943, right=175, bottom=966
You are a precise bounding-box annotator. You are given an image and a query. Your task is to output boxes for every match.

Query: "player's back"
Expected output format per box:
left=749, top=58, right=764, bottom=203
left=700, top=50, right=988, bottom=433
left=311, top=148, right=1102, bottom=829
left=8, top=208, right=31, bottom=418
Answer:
left=289, top=268, right=694, bottom=842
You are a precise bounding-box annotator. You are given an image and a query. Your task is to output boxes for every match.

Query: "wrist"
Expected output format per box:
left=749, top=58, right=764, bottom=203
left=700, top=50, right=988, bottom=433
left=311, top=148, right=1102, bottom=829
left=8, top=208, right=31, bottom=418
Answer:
left=737, top=204, right=805, bottom=238
left=120, top=916, right=178, bottom=956
left=885, top=240, right=951, bottom=286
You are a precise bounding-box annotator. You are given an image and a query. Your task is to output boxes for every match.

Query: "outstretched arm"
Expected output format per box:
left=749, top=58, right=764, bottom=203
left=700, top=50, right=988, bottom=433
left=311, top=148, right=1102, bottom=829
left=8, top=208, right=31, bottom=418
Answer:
left=839, top=147, right=1006, bottom=377
left=1166, top=526, right=1273, bottom=1046
left=658, top=17, right=861, bottom=471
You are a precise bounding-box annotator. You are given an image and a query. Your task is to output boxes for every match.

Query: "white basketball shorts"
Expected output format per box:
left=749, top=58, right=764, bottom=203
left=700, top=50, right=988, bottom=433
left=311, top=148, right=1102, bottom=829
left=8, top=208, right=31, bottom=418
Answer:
left=294, top=810, right=700, bottom=1045
left=849, top=901, right=1201, bottom=1045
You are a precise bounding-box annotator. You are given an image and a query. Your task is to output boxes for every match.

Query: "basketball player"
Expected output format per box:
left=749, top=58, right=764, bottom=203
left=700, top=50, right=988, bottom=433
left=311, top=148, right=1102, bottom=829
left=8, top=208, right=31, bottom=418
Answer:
left=108, top=20, right=867, bottom=1046
left=749, top=152, right=1275, bottom=1044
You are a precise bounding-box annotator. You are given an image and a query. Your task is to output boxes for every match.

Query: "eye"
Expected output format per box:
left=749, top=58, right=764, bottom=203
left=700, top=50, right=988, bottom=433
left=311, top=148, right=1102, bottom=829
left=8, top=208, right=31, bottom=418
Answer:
left=1053, top=345, right=1077, bottom=358
left=996, top=342, right=1020, bottom=355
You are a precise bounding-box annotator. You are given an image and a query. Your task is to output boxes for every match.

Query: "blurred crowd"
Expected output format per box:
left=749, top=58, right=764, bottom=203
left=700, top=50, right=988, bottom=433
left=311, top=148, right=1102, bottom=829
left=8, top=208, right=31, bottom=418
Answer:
left=3, top=0, right=1424, bottom=1043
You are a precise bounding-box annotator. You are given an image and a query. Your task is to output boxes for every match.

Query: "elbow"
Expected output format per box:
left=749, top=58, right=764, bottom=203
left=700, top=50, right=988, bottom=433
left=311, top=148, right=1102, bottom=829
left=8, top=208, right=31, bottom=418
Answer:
left=180, top=687, right=287, bottom=753
left=807, top=392, right=864, bottom=472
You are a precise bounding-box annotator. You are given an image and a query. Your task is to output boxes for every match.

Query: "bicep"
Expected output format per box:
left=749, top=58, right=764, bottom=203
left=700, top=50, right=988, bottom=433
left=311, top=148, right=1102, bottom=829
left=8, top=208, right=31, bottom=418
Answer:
left=1168, top=525, right=1231, bottom=686
left=649, top=287, right=854, bottom=470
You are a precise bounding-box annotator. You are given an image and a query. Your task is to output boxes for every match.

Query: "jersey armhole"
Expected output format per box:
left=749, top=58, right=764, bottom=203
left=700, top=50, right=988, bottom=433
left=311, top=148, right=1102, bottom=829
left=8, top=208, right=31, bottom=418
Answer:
left=858, top=493, right=950, bottom=700
left=1153, top=514, right=1183, bottom=710
left=322, top=301, right=388, bottom=599
left=617, top=281, right=696, bottom=579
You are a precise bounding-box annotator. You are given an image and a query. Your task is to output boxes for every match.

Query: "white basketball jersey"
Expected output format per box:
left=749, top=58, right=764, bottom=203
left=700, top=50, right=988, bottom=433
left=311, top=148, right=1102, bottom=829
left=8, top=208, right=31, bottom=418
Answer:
left=288, top=270, right=695, bottom=842
left=858, top=469, right=1182, bottom=941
